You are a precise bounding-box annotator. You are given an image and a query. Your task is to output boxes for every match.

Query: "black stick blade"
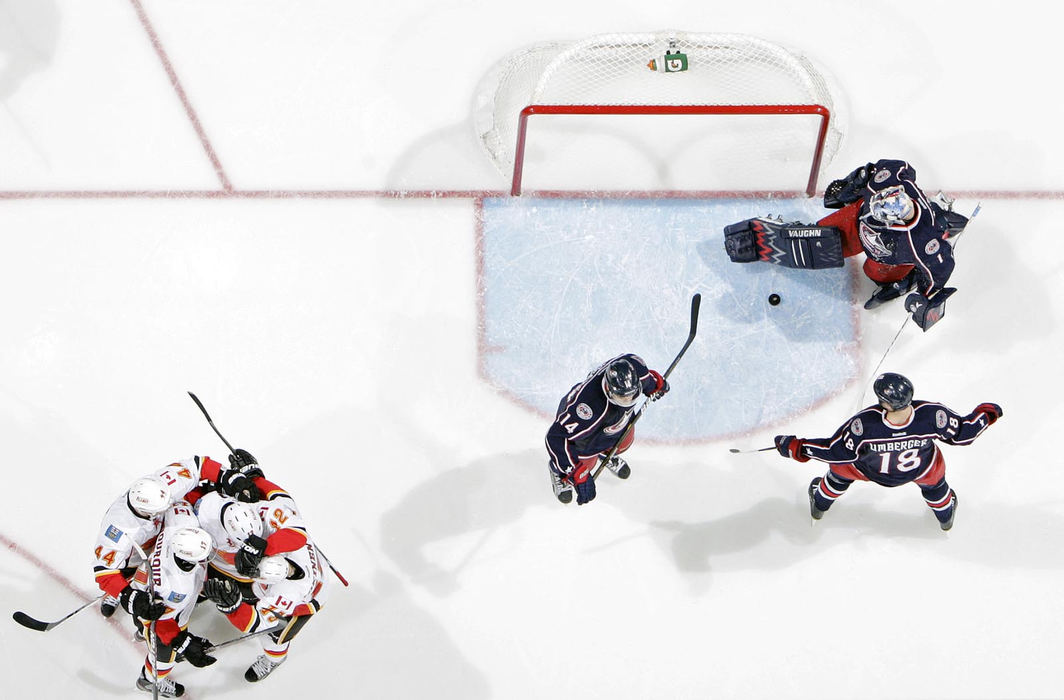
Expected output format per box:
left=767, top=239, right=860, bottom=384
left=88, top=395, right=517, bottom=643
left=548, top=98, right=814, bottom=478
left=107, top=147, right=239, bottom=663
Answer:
left=12, top=611, right=51, bottom=631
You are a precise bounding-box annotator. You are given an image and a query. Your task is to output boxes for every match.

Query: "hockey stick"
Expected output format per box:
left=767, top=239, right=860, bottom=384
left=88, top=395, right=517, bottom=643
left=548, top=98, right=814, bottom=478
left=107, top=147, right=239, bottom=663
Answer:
left=728, top=446, right=775, bottom=455
left=199, top=625, right=284, bottom=655
left=12, top=593, right=106, bottom=632
left=592, top=293, right=701, bottom=480
left=186, top=392, right=350, bottom=588
left=187, top=391, right=237, bottom=454
left=128, top=541, right=160, bottom=700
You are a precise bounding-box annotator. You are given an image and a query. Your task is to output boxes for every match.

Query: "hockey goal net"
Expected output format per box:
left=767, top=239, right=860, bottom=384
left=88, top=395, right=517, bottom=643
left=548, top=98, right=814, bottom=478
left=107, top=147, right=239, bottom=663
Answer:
left=474, top=31, right=845, bottom=195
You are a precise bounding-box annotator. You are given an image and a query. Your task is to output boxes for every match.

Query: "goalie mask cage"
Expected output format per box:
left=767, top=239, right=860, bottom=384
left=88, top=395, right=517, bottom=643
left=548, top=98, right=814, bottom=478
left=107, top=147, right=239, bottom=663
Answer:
left=473, top=31, right=845, bottom=196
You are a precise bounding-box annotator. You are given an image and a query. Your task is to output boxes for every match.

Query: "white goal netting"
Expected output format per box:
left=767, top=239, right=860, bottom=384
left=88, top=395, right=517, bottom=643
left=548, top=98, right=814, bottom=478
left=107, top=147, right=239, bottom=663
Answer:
left=473, top=31, right=846, bottom=193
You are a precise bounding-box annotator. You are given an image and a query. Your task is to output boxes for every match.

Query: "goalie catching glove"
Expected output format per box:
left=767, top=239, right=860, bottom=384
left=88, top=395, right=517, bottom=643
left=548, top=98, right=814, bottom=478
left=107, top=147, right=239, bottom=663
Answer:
left=724, top=218, right=844, bottom=270
left=823, top=162, right=874, bottom=209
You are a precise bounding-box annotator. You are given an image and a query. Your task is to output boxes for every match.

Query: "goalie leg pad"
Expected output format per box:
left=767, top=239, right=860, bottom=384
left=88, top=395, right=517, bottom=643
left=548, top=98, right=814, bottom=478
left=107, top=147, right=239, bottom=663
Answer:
left=723, top=218, right=844, bottom=269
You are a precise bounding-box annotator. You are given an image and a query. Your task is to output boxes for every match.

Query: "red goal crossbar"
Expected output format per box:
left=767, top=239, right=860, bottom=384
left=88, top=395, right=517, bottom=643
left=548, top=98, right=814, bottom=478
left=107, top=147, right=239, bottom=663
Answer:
left=511, top=104, right=832, bottom=196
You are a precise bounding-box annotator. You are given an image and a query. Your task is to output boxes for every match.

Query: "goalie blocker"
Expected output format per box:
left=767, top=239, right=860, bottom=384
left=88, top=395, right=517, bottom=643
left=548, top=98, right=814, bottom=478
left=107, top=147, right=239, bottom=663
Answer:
left=724, top=218, right=844, bottom=270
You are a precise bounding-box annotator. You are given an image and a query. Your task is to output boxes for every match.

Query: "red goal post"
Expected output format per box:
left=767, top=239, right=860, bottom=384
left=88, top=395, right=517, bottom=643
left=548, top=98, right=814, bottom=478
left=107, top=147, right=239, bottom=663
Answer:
left=474, top=31, right=845, bottom=196
left=512, top=103, right=832, bottom=196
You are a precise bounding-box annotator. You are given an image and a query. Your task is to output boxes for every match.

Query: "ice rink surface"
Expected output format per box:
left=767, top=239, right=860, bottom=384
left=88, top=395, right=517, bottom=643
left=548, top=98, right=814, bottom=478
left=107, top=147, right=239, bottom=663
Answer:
left=1, top=1, right=1063, bottom=699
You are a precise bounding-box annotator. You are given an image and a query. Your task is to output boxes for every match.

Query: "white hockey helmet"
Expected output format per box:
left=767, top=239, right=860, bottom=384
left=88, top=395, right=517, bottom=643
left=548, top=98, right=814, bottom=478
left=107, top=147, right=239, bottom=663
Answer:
left=221, top=500, right=263, bottom=543
left=869, top=185, right=915, bottom=225
left=255, top=555, right=291, bottom=584
left=127, top=476, right=172, bottom=516
left=168, top=527, right=213, bottom=563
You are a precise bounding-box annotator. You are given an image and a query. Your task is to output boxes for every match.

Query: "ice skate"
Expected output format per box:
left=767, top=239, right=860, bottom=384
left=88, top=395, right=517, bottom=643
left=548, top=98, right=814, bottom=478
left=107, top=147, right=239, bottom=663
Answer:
left=136, top=671, right=184, bottom=697
left=863, top=272, right=916, bottom=309
left=940, top=491, right=958, bottom=531
left=603, top=456, right=631, bottom=479
left=100, top=594, right=118, bottom=618
left=549, top=468, right=573, bottom=504
left=245, top=654, right=286, bottom=682
left=808, top=478, right=826, bottom=520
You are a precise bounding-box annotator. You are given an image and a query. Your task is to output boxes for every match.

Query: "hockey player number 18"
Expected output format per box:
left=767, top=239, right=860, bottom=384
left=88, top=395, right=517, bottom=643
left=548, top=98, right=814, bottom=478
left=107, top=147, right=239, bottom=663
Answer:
left=878, top=448, right=921, bottom=474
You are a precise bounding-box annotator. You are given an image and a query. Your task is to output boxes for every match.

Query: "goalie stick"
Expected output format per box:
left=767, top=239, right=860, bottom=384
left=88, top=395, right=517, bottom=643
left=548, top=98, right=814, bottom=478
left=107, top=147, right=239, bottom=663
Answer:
left=12, top=593, right=106, bottom=632
left=186, top=392, right=350, bottom=588
left=592, top=293, right=701, bottom=480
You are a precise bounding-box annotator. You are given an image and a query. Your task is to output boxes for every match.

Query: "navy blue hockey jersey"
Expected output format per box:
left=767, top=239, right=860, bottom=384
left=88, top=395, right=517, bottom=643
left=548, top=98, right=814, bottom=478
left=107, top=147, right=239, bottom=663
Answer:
left=857, top=159, right=959, bottom=295
left=801, top=400, right=993, bottom=487
left=545, top=353, right=659, bottom=474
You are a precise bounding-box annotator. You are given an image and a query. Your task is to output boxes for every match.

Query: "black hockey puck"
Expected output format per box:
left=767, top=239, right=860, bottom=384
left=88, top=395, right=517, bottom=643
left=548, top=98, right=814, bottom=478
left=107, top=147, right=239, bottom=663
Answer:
left=768, top=293, right=781, bottom=306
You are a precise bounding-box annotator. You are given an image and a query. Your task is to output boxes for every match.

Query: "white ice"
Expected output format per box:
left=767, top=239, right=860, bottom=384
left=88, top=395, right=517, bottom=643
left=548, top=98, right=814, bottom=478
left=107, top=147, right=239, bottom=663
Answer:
left=1, top=1, right=1062, bottom=699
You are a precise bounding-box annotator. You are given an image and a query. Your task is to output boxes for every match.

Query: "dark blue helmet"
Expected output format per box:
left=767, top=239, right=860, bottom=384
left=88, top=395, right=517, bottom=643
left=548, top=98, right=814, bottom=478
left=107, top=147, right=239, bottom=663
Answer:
left=602, top=358, right=640, bottom=407
left=873, top=372, right=913, bottom=411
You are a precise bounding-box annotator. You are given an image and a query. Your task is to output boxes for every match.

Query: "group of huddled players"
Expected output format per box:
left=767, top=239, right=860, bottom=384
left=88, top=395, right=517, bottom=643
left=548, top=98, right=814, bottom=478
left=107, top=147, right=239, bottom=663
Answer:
left=91, top=451, right=327, bottom=697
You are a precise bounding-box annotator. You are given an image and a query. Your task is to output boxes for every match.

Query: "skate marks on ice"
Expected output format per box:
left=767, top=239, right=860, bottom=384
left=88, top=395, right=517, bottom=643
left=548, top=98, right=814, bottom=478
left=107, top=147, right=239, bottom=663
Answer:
left=479, top=196, right=859, bottom=442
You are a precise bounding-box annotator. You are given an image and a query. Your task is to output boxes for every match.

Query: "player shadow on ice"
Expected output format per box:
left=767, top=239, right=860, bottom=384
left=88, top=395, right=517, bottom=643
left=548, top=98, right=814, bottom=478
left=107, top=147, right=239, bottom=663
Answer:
left=0, top=0, right=59, bottom=100
left=386, top=121, right=504, bottom=190
left=101, top=570, right=491, bottom=699
left=379, top=449, right=544, bottom=596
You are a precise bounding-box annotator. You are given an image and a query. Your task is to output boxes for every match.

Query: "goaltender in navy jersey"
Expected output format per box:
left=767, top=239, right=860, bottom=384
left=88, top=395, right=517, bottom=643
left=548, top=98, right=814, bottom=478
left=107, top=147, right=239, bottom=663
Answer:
left=852, top=159, right=956, bottom=295
left=801, top=400, right=995, bottom=487
left=545, top=353, right=660, bottom=474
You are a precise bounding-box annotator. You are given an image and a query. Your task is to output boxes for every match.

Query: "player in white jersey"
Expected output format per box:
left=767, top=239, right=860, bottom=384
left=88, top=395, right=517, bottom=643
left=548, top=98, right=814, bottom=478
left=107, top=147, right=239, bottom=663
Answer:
left=193, top=490, right=268, bottom=589
left=92, top=455, right=257, bottom=616
left=202, top=542, right=328, bottom=682
left=126, top=502, right=217, bottom=698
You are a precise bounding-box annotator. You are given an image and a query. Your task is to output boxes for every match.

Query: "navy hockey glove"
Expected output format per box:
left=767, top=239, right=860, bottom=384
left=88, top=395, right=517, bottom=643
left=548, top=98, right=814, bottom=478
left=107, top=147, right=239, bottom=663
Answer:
left=974, top=402, right=1003, bottom=425
left=235, top=534, right=268, bottom=577
left=905, top=288, right=956, bottom=332
left=120, top=586, right=166, bottom=620
left=774, top=435, right=810, bottom=462
left=648, top=369, right=670, bottom=402
left=568, top=464, right=597, bottom=505
left=172, top=630, right=216, bottom=668
left=218, top=467, right=262, bottom=503
left=228, top=448, right=264, bottom=480
left=202, top=577, right=242, bottom=614
left=573, top=477, right=596, bottom=505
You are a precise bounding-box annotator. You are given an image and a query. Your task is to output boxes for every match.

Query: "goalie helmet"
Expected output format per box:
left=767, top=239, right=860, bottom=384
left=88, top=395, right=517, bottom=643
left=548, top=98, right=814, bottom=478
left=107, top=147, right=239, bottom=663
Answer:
left=873, top=372, right=914, bottom=411
left=255, top=555, right=291, bottom=585
left=168, top=527, right=213, bottom=563
left=221, top=500, right=263, bottom=544
left=602, top=358, right=640, bottom=407
left=127, top=476, right=172, bottom=516
left=868, top=185, right=915, bottom=225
